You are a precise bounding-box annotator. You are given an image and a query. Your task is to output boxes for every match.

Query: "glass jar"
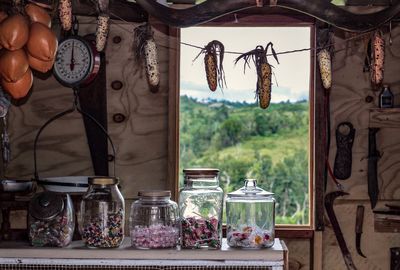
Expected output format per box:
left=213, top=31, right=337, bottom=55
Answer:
left=79, top=177, right=125, bottom=248
left=28, top=191, right=74, bottom=247
left=130, top=190, right=179, bottom=249
left=226, top=179, right=275, bottom=248
left=179, top=168, right=223, bottom=249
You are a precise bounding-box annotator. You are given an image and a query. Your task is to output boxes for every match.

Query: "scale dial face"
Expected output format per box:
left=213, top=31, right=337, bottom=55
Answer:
left=53, top=36, right=94, bottom=87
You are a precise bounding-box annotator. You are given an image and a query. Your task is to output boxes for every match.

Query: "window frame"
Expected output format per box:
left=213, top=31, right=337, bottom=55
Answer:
left=167, top=11, right=322, bottom=238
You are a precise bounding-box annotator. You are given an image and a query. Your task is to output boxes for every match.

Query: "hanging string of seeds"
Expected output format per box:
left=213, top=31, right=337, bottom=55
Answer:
left=235, top=42, right=279, bottom=109
left=193, top=40, right=226, bottom=92
left=134, top=23, right=160, bottom=93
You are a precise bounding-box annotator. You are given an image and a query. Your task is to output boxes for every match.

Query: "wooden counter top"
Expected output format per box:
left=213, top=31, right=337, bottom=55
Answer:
left=0, top=238, right=285, bottom=261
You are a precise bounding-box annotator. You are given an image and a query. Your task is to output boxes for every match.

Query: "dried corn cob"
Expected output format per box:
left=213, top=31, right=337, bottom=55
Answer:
left=258, top=62, right=272, bottom=109
left=59, top=0, right=72, bottom=31
left=235, top=43, right=278, bottom=109
left=317, top=49, right=332, bottom=89
left=204, top=52, right=218, bottom=91
left=194, top=40, right=225, bottom=92
left=134, top=23, right=160, bottom=92
left=143, top=38, right=160, bottom=89
left=371, top=31, right=385, bottom=87
left=96, top=14, right=109, bottom=52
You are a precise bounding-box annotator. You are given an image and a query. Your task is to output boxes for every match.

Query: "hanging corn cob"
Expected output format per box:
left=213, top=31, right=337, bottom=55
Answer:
left=96, top=14, right=109, bottom=52
left=134, top=23, right=160, bottom=92
left=317, top=49, right=332, bottom=89
left=59, top=0, right=72, bottom=31
left=194, top=40, right=226, bottom=92
left=235, top=42, right=279, bottom=109
left=371, top=30, right=385, bottom=87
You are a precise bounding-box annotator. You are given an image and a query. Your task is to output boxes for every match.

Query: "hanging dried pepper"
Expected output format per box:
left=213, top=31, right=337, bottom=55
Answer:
left=134, top=23, right=160, bottom=92
left=235, top=42, right=279, bottom=109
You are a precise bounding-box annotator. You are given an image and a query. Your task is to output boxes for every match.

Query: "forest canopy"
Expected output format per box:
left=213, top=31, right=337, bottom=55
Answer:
left=179, top=95, right=310, bottom=225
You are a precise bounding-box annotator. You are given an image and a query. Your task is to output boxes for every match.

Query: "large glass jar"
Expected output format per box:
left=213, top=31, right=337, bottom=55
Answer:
left=226, top=179, right=275, bottom=248
left=28, top=191, right=74, bottom=247
left=79, top=177, right=125, bottom=248
left=179, top=168, right=223, bottom=249
left=130, top=190, right=179, bottom=249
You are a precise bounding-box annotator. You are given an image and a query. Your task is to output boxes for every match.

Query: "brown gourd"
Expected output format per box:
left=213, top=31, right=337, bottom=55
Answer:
left=25, top=3, right=52, bottom=28
left=27, top=52, right=54, bottom=73
left=0, top=11, right=7, bottom=50
left=0, top=49, right=29, bottom=82
left=1, top=68, right=33, bottom=99
left=0, top=14, right=29, bottom=51
left=26, top=22, right=57, bottom=61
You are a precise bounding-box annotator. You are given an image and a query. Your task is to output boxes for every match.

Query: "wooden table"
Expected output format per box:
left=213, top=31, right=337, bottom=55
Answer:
left=0, top=238, right=288, bottom=270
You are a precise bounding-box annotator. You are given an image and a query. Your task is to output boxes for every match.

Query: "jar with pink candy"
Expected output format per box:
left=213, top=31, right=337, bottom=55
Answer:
left=130, top=190, right=179, bottom=249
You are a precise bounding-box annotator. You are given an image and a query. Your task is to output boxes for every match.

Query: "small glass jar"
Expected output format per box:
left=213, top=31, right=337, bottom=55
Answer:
left=79, top=177, right=125, bottom=248
left=28, top=191, right=74, bottom=247
left=226, top=179, right=275, bottom=248
left=130, top=190, right=179, bottom=249
left=179, top=168, right=223, bottom=249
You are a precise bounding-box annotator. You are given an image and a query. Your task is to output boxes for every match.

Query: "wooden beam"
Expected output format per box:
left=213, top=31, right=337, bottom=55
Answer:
left=136, top=0, right=400, bottom=32
left=0, top=0, right=148, bottom=23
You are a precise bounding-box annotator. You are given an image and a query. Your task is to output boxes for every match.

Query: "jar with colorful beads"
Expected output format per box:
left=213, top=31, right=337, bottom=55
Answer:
left=226, top=179, right=275, bottom=248
left=28, top=191, right=74, bottom=247
left=129, top=190, right=179, bottom=249
left=79, top=177, right=125, bottom=248
left=179, top=168, right=223, bottom=249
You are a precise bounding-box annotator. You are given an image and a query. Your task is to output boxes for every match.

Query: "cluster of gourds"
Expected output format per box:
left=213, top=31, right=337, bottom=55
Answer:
left=0, top=3, right=57, bottom=99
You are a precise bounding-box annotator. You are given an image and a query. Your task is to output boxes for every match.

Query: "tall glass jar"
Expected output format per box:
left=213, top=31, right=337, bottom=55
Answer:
left=79, top=177, right=125, bottom=248
left=28, top=191, right=74, bottom=247
left=179, top=168, right=223, bottom=249
left=226, top=179, right=275, bottom=248
left=130, top=190, right=179, bottom=249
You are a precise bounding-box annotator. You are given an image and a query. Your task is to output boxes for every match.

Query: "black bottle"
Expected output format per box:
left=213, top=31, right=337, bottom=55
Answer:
left=379, top=84, right=394, bottom=108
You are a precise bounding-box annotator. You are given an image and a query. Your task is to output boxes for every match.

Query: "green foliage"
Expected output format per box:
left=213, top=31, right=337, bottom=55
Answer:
left=180, top=96, right=309, bottom=224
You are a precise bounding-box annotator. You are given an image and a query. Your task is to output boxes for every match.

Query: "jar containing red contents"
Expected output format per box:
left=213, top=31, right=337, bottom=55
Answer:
left=226, top=179, right=275, bottom=248
left=179, top=168, right=223, bottom=249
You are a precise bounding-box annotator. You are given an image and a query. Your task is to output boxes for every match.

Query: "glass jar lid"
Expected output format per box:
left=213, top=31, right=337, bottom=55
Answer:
left=88, top=176, right=119, bottom=185
left=29, top=191, right=65, bottom=221
left=138, top=190, right=171, bottom=198
left=227, top=179, right=273, bottom=198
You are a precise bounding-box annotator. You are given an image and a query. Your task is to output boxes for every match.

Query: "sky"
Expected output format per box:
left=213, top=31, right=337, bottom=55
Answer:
left=180, top=27, right=311, bottom=103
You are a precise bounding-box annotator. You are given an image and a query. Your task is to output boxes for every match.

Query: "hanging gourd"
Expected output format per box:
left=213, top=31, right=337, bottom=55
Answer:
left=370, top=30, right=385, bottom=88
left=134, top=23, right=160, bottom=92
left=235, top=42, right=279, bottom=109
left=25, top=3, right=52, bottom=28
left=0, top=14, right=29, bottom=51
left=194, top=40, right=226, bottom=92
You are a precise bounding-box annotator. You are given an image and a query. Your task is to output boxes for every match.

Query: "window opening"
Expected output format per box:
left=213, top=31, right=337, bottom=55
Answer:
left=179, top=26, right=312, bottom=225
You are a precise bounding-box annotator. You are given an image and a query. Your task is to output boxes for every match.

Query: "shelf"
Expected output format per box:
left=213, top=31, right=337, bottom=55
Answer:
left=0, top=238, right=287, bottom=266
left=369, top=108, right=400, bottom=128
